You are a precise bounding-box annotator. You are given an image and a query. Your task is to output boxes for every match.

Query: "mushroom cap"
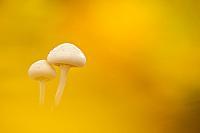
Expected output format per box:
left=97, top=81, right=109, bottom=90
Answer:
left=47, top=43, right=86, bottom=67
left=28, top=60, right=56, bottom=81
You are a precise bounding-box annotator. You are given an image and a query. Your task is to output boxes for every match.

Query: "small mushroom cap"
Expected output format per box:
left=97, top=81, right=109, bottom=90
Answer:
left=47, top=43, right=86, bottom=67
left=28, top=60, right=56, bottom=81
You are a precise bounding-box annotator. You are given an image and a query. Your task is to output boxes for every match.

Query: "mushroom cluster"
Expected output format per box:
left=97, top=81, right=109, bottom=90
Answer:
left=28, top=43, right=86, bottom=106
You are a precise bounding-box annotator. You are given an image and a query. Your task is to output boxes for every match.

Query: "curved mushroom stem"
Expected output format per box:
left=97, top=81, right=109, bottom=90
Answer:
left=39, top=80, right=45, bottom=105
left=55, top=65, right=70, bottom=106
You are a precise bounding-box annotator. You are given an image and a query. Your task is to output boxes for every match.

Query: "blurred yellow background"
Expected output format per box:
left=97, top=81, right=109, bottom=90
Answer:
left=0, top=0, right=199, bottom=133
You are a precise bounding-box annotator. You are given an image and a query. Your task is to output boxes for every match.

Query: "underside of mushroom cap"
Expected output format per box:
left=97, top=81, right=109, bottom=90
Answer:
left=47, top=43, right=86, bottom=67
left=28, top=60, right=56, bottom=80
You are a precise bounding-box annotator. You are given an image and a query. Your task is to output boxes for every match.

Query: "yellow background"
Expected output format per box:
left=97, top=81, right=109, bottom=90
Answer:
left=0, top=0, right=199, bottom=133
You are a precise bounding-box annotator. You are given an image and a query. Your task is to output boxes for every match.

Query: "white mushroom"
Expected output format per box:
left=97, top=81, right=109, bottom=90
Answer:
left=28, top=60, right=56, bottom=104
left=47, top=43, right=86, bottom=106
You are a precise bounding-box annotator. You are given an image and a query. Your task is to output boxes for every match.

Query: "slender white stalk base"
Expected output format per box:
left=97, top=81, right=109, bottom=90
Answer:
left=39, top=80, right=45, bottom=105
left=55, top=65, right=70, bottom=106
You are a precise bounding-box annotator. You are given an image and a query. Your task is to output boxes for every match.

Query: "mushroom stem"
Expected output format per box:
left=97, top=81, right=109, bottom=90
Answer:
left=55, top=65, right=70, bottom=106
left=39, top=80, right=45, bottom=105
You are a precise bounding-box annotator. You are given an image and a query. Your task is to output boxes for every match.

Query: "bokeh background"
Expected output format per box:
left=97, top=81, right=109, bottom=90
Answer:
left=0, top=0, right=199, bottom=133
